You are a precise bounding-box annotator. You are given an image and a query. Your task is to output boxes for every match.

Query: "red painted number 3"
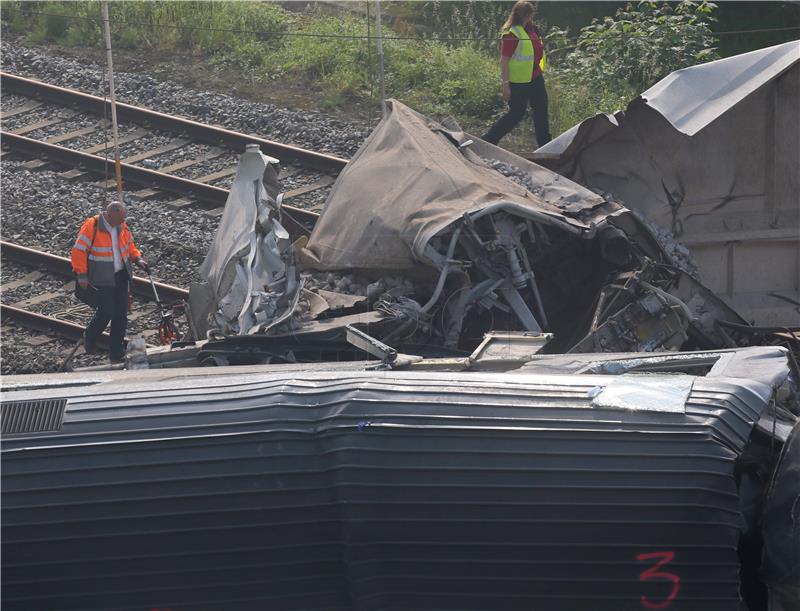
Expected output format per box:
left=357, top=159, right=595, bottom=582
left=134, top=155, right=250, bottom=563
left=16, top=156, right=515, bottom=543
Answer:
left=637, top=551, right=680, bottom=609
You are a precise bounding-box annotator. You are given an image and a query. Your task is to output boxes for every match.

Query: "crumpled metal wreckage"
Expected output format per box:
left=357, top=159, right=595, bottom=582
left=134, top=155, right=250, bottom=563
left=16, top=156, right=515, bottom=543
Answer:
left=189, top=144, right=300, bottom=338
left=170, top=100, right=777, bottom=370
left=533, top=41, right=800, bottom=328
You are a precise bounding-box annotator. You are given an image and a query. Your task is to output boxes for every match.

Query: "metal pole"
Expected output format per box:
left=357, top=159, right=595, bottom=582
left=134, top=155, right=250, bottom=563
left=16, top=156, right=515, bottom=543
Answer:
left=374, top=0, right=386, bottom=116
left=102, top=1, right=124, bottom=205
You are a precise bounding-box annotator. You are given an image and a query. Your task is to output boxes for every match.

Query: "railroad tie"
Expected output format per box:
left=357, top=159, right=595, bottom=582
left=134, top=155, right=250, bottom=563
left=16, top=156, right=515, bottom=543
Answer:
left=120, top=138, right=190, bottom=165
left=24, top=335, right=54, bottom=347
left=1, top=271, right=45, bottom=293
left=0, top=100, right=42, bottom=119
left=45, top=126, right=99, bottom=145
left=284, top=175, right=335, bottom=201
left=10, top=110, right=78, bottom=136
left=165, top=198, right=194, bottom=210
left=78, top=127, right=149, bottom=155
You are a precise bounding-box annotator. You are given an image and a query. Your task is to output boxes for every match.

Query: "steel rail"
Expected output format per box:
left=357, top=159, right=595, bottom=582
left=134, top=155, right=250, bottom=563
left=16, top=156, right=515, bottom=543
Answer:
left=0, top=132, right=319, bottom=240
left=1, top=71, right=348, bottom=172
left=0, top=304, right=109, bottom=348
left=3, top=130, right=228, bottom=203
left=0, top=241, right=189, bottom=302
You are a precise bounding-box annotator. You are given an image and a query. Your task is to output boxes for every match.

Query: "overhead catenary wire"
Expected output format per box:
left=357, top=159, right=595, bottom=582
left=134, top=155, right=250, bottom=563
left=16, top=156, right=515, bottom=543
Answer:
left=6, top=7, right=800, bottom=44
left=5, top=4, right=797, bottom=137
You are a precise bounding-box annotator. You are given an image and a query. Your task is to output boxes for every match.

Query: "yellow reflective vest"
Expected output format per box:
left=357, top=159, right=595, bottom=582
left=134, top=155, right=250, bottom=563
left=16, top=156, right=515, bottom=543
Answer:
left=504, top=24, right=546, bottom=83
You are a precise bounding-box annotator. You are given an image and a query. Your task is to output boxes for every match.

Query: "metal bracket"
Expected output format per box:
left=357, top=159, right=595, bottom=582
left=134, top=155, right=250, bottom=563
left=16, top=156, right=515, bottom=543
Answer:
left=345, top=325, right=397, bottom=364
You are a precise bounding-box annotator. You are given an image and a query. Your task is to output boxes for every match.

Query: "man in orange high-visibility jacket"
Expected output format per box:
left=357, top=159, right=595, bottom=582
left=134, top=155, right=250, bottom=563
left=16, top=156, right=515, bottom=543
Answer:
left=71, top=202, right=149, bottom=363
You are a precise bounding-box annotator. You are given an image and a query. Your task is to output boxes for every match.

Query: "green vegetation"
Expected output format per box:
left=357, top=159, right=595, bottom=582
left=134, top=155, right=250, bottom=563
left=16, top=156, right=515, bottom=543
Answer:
left=1, top=1, right=726, bottom=144
left=546, top=1, right=719, bottom=133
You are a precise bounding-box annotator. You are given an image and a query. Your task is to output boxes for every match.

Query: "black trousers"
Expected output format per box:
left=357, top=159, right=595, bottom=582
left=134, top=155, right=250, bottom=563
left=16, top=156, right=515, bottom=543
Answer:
left=482, top=75, right=551, bottom=148
left=85, top=270, right=129, bottom=359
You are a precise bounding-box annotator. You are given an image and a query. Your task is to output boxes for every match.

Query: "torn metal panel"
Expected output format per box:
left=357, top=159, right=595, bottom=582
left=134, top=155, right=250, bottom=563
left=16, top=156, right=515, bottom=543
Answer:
left=641, top=42, right=799, bottom=137
left=467, top=331, right=551, bottom=369
left=195, top=311, right=390, bottom=366
left=589, top=373, right=694, bottom=413
left=533, top=41, right=800, bottom=326
left=193, top=143, right=300, bottom=336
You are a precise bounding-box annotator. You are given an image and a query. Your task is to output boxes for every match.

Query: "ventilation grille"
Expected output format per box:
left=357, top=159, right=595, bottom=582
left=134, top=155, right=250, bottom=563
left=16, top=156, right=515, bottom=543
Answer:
left=1, top=399, right=66, bottom=434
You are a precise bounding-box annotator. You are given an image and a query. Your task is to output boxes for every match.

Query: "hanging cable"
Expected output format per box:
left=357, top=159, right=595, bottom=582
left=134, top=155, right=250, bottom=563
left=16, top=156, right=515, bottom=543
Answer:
left=7, top=7, right=800, bottom=43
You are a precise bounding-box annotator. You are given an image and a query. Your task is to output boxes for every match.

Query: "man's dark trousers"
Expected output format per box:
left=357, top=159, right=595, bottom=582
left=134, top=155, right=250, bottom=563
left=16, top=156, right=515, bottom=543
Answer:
left=85, top=270, right=129, bottom=360
left=483, top=75, right=551, bottom=147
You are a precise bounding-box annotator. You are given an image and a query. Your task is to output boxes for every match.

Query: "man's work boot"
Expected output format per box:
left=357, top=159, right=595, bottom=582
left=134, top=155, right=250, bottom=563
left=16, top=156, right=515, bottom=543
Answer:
left=109, top=354, right=125, bottom=365
left=83, top=333, right=98, bottom=355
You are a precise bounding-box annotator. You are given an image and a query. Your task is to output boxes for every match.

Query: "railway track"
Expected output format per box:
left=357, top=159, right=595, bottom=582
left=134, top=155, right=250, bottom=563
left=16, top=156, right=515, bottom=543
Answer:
left=0, top=72, right=359, bottom=372
left=1, top=72, right=347, bottom=171
left=1, top=240, right=188, bottom=301
left=0, top=72, right=342, bottom=236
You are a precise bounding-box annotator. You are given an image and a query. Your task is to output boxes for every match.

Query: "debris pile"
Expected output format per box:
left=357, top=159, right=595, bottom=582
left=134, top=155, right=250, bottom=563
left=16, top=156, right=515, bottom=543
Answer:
left=630, top=208, right=699, bottom=277
left=176, top=100, right=781, bottom=368
left=25, top=93, right=741, bottom=376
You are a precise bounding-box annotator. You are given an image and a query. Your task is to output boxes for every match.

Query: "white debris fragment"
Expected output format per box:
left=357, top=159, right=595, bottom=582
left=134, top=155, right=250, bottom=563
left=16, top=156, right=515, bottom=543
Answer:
left=125, top=336, right=149, bottom=369
left=196, top=144, right=299, bottom=336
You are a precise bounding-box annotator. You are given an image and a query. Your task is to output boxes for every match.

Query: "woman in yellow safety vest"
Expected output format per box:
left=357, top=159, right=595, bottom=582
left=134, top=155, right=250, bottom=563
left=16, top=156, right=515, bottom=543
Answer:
left=482, top=0, right=551, bottom=148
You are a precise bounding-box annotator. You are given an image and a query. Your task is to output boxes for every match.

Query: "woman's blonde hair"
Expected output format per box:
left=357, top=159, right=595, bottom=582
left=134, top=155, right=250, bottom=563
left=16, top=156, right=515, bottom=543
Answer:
left=501, top=1, right=536, bottom=32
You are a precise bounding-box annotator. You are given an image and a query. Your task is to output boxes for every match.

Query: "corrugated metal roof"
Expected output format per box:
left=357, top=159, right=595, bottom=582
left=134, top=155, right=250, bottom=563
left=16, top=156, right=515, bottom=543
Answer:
left=0, top=364, right=784, bottom=610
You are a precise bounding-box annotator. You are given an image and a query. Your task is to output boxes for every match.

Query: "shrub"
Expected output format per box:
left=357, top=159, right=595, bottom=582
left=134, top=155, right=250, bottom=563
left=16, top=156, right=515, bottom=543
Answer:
left=560, top=1, right=719, bottom=99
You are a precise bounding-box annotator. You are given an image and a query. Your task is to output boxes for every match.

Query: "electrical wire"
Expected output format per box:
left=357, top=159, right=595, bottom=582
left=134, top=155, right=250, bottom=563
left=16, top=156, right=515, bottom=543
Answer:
left=5, top=7, right=800, bottom=44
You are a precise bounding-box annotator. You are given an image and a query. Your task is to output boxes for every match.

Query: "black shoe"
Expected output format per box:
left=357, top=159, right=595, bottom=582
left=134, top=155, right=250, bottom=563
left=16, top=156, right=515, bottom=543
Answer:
left=109, top=354, right=125, bottom=364
left=83, top=334, right=98, bottom=355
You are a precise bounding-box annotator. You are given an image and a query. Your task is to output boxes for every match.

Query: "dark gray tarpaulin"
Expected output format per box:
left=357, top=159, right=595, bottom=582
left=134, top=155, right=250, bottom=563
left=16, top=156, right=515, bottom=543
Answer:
left=533, top=41, right=800, bottom=327
left=302, top=99, right=619, bottom=272
left=2, top=347, right=796, bottom=610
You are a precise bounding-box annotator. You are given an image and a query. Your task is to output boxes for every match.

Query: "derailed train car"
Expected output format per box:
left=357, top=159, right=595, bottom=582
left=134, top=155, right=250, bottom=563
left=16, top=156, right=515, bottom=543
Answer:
left=2, top=346, right=798, bottom=610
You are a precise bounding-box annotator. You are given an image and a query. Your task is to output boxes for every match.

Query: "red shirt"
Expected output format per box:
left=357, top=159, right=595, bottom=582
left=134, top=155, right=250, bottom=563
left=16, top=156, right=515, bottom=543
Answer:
left=501, top=23, right=544, bottom=81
